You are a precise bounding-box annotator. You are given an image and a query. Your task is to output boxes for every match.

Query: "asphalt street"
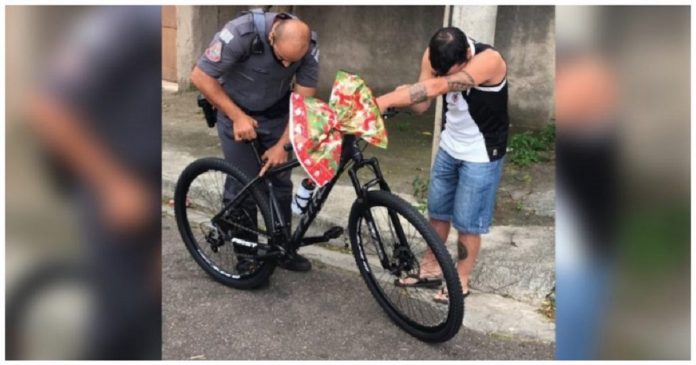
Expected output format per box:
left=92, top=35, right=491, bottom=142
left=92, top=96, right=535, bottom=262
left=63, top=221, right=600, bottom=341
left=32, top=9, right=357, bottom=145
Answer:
left=162, top=216, right=553, bottom=360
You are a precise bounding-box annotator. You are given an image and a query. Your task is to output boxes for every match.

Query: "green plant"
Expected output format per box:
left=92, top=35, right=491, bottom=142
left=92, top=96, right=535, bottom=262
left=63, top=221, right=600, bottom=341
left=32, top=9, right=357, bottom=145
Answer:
left=540, top=123, right=556, bottom=147
left=411, top=174, right=429, bottom=215
left=397, top=121, right=411, bottom=132
left=508, top=123, right=555, bottom=167
left=538, top=290, right=556, bottom=320
left=515, top=201, right=524, bottom=212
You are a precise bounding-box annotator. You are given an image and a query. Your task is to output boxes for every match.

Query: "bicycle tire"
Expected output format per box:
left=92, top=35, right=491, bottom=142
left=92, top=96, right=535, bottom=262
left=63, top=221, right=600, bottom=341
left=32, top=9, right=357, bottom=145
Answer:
left=348, top=190, right=463, bottom=343
left=6, top=262, right=90, bottom=360
left=174, top=157, right=276, bottom=289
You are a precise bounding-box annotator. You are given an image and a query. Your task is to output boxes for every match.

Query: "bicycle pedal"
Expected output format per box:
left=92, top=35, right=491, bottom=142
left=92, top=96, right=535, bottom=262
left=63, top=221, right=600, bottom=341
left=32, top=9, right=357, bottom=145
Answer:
left=324, top=226, right=344, bottom=239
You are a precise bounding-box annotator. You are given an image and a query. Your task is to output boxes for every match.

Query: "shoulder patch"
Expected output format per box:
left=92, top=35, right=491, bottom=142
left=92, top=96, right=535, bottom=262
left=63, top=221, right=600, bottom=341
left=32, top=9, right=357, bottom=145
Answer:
left=205, top=40, right=222, bottom=62
left=311, top=47, right=320, bottom=63
left=219, top=28, right=234, bottom=44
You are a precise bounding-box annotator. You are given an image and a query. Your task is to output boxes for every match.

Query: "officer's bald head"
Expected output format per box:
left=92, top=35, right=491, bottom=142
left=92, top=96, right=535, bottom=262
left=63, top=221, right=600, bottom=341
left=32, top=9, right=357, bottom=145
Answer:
left=270, top=19, right=310, bottom=65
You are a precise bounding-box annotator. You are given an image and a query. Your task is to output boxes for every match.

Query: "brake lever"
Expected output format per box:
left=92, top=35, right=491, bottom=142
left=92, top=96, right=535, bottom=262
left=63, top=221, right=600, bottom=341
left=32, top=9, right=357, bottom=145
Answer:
left=382, top=107, right=412, bottom=120
left=382, top=107, right=399, bottom=120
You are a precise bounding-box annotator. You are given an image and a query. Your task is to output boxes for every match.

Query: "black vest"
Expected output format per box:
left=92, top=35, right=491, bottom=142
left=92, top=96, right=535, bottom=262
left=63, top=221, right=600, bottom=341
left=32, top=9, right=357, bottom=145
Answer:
left=442, top=41, right=509, bottom=161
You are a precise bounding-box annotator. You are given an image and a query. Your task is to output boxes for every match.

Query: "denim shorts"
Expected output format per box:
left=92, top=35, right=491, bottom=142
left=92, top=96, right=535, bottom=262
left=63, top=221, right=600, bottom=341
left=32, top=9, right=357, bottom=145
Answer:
left=427, top=148, right=505, bottom=234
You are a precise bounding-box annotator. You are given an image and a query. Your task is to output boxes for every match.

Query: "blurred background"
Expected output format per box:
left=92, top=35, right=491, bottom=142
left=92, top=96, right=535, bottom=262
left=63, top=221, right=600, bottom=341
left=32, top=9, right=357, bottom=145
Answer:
left=555, top=5, right=690, bottom=360
left=5, top=6, right=161, bottom=359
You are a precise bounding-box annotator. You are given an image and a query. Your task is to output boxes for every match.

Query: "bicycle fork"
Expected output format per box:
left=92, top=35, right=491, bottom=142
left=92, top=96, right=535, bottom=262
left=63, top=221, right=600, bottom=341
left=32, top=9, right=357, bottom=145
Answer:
left=349, top=157, right=413, bottom=274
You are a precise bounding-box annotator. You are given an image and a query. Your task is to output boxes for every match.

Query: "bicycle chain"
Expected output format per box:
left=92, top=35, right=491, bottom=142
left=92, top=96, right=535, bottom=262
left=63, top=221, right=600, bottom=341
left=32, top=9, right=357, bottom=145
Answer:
left=215, top=216, right=271, bottom=240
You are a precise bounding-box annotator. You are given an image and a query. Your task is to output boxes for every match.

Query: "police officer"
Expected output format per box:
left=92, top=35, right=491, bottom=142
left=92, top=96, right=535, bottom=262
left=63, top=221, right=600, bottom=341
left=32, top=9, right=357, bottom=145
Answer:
left=191, top=9, right=319, bottom=272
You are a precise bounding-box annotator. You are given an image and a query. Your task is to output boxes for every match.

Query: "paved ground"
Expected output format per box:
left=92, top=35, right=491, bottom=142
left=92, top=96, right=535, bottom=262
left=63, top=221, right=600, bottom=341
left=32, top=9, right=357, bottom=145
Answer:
left=162, top=216, right=554, bottom=360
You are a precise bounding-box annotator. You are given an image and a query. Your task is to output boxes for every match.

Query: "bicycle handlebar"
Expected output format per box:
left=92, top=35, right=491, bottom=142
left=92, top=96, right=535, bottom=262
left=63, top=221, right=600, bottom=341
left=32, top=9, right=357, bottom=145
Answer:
left=381, top=107, right=410, bottom=120
left=250, top=128, right=293, bottom=152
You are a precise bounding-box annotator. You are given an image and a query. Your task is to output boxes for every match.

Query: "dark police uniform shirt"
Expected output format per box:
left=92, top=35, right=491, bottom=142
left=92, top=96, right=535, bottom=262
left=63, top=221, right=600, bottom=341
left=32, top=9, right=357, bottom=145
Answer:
left=42, top=6, right=161, bottom=182
left=441, top=38, right=509, bottom=163
left=196, top=11, right=319, bottom=116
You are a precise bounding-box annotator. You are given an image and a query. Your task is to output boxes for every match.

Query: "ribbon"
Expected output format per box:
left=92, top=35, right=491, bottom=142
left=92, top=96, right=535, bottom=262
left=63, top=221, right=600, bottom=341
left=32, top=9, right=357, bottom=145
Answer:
left=289, top=71, right=388, bottom=187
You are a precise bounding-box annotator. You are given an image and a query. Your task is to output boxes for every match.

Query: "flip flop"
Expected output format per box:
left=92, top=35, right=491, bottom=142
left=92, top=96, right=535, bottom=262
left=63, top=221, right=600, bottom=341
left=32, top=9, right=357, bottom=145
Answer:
left=394, top=275, right=443, bottom=289
left=433, top=287, right=470, bottom=305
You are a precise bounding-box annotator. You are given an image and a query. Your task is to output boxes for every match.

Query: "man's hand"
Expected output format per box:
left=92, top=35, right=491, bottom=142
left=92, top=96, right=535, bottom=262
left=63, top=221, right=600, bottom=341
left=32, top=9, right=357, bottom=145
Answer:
left=378, top=84, right=410, bottom=113
left=98, top=173, right=151, bottom=234
left=232, top=113, right=258, bottom=141
left=376, top=96, right=388, bottom=114
left=259, top=143, right=289, bottom=176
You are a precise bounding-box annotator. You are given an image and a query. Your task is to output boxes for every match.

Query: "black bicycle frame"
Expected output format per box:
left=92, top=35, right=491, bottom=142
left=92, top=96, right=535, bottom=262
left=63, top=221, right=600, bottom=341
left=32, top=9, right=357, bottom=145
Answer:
left=213, top=134, right=411, bottom=263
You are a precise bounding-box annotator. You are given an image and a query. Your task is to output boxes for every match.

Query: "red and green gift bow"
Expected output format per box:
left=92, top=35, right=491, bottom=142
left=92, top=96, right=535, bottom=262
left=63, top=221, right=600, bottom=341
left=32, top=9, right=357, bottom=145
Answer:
left=289, top=71, right=388, bottom=187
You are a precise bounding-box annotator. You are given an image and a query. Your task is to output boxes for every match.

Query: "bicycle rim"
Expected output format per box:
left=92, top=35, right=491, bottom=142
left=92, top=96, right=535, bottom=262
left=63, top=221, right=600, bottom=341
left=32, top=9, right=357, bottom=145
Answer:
left=177, top=161, right=272, bottom=281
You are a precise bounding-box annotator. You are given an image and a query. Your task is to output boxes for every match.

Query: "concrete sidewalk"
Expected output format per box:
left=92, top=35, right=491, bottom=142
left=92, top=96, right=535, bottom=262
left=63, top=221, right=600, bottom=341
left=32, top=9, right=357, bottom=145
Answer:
left=162, top=89, right=556, bottom=344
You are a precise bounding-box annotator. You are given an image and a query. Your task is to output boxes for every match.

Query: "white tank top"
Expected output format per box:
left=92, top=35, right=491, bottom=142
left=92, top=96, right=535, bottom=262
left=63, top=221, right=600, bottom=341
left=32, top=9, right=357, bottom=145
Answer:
left=439, top=37, right=509, bottom=163
left=440, top=91, right=491, bottom=162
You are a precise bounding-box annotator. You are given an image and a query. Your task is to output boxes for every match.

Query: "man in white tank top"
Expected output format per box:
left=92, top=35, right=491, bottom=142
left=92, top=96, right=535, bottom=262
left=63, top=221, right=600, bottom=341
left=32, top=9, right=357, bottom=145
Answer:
left=377, top=27, right=508, bottom=304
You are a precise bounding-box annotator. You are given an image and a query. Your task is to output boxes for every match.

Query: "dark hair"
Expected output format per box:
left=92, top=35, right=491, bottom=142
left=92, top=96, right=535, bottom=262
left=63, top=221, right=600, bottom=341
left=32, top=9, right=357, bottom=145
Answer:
left=429, top=27, right=469, bottom=76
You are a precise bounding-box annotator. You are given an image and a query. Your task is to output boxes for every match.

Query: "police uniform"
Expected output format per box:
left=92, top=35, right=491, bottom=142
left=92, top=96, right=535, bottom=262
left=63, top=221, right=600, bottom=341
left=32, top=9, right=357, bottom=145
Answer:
left=41, top=7, right=161, bottom=358
left=196, top=10, right=319, bottom=225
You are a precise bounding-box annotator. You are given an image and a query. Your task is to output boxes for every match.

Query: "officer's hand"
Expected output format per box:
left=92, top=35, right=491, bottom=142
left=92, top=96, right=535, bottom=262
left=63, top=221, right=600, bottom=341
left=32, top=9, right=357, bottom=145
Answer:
left=232, top=113, right=258, bottom=141
left=259, top=143, right=289, bottom=176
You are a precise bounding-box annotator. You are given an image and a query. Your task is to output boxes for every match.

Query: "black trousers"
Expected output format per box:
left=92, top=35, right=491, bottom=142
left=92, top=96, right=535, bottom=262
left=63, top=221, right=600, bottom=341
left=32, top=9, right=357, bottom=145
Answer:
left=77, top=183, right=161, bottom=360
left=216, top=112, right=293, bottom=241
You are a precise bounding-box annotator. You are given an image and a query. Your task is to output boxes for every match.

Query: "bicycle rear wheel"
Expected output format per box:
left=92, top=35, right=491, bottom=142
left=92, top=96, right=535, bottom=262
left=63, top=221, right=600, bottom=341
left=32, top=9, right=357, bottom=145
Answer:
left=348, top=190, right=463, bottom=343
left=174, top=157, right=276, bottom=289
left=6, top=262, right=93, bottom=360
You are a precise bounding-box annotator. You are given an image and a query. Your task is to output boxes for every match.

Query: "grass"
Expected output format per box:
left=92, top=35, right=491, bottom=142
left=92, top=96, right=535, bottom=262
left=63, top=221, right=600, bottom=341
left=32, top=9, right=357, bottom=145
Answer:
left=411, top=174, right=429, bottom=215
left=507, top=123, right=555, bottom=167
left=538, top=290, right=556, bottom=320
left=515, top=201, right=524, bottom=212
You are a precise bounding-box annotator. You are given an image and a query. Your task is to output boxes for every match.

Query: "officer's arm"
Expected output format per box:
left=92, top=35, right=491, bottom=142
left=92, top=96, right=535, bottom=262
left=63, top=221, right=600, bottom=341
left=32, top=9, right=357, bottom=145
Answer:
left=293, top=84, right=317, bottom=97
left=190, top=66, right=248, bottom=123
left=294, top=36, right=319, bottom=98
left=262, top=81, right=317, bottom=175
left=27, top=91, right=151, bottom=232
left=376, top=49, right=504, bottom=111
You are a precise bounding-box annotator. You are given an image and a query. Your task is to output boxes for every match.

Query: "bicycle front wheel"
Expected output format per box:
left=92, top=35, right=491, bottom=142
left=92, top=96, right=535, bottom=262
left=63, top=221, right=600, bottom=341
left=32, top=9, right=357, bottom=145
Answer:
left=348, top=190, right=463, bottom=343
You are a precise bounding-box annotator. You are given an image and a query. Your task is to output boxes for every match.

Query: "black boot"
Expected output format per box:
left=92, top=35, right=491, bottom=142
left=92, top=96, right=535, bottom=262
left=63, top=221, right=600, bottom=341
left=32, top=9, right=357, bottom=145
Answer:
left=277, top=251, right=312, bottom=272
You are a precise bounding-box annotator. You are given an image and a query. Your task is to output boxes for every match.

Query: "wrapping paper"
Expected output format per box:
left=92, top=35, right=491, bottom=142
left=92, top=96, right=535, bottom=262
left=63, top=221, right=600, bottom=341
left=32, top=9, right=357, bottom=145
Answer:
left=289, top=71, right=388, bottom=187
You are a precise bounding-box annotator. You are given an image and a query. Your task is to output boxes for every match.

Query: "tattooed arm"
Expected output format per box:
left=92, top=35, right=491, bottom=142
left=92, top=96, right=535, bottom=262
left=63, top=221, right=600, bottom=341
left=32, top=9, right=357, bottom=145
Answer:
left=409, top=48, right=437, bottom=114
left=445, top=70, right=476, bottom=92
left=375, top=77, right=448, bottom=112
left=376, top=49, right=505, bottom=112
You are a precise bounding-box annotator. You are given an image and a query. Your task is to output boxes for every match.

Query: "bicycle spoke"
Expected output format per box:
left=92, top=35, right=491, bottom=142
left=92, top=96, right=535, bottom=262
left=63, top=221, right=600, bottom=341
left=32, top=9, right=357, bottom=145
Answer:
left=183, top=168, right=269, bottom=278
left=356, top=205, right=449, bottom=329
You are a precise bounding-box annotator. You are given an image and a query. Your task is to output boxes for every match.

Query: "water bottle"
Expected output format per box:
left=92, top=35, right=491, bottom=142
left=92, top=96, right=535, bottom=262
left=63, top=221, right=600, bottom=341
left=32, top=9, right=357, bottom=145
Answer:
left=291, top=178, right=316, bottom=215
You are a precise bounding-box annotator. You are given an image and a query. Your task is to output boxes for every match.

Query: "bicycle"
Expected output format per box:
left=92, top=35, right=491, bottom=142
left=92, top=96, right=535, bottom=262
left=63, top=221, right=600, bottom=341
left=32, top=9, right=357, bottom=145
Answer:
left=174, top=108, right=464, bottom=343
